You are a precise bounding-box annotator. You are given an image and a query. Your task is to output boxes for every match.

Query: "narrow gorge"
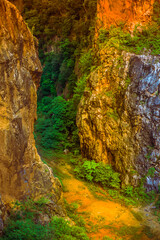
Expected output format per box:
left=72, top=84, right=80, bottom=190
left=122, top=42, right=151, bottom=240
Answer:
left=0, top=0, right=160, bottom=239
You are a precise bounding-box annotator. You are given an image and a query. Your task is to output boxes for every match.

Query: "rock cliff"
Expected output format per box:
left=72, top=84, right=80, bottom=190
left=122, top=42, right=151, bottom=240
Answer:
left=77, top=48, right=160, bottom=189
left=77, top=0, right=160, bottom=189
left=0, top=0, right=64, bottom=215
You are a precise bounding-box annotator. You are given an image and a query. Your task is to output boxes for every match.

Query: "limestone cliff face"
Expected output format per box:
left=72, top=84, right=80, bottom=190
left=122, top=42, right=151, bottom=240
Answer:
left=77, top=0, right=160, bottom=190
left=0, top=0, right=64, bottom=215
left=77, top=47, right=160, bottom=189
left=97, top=0, right=155, bottom=32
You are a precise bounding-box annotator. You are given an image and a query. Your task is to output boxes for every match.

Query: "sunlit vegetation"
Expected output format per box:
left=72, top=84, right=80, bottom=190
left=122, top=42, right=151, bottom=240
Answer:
left=98, top=22, right=160, bottom=55
left=74, top=160, right=121, bottom=189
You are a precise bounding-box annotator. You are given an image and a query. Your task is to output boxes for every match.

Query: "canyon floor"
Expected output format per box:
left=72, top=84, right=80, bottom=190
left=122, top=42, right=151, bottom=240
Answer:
left=40, top=151, right=160, bottom=240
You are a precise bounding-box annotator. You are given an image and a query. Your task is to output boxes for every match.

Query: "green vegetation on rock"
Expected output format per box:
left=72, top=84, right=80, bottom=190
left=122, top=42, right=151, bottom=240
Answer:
left=98, top=22, right=160, bottom=55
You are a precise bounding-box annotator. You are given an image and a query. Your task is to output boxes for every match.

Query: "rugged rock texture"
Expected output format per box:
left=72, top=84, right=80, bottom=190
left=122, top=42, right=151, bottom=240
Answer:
left=77, top=47, right=160, bottom=189
left=97, top=0, right=155, bottom=32
left=0, top=0, right=64, bottom=215
left=9, top=0, right=23, bottom=11
left=77, top=0, right=160, bottom=189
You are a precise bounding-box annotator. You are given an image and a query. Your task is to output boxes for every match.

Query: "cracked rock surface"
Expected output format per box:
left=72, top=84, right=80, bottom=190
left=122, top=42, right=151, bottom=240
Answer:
left=0, top=0, right=64, bottom=216
left=77, top=48, right=160, bottom=190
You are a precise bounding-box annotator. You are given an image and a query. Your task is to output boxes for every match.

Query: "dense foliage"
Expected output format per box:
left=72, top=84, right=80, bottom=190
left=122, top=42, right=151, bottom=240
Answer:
left=14, top=0, right=97, bottom=151
left=22, top=0, right=97, bottom=46
left=35, top=95, right=79, bottom=150
left=0, top=217, right=89, bottom=240
left=98, top=23, right=160, bottom=55
left=35, top=39, right=92, bottom=150
left=0, top=199, right=89, bottom=240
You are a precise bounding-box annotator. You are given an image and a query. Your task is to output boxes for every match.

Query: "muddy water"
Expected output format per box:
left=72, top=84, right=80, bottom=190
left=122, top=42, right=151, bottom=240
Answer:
left=47, top=159, right=159, bottom=240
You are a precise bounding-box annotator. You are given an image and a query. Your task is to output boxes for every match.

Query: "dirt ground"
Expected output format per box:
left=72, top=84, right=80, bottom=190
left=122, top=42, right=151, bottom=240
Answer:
left=47, top=157, right=160, bottom=240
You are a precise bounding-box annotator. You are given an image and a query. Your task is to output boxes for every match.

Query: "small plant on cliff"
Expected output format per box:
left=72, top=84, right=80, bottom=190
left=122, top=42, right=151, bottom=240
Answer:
left=79, top=50, right=93, bottom=75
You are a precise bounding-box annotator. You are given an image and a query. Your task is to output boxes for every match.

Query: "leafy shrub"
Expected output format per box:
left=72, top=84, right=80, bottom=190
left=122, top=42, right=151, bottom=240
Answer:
left=74, top=160, right=121, bottom=189
left=103, top=237, right=114, bottom=240
left=64, top=200, right=86, bottom=228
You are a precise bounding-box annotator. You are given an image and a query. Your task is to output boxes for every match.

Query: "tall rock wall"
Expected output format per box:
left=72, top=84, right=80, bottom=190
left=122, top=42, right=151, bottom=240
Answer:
left=77, top=48, right=160, bottom=189
left=0, top=0, right=64, bottom=215
left=77, top=0, right=160, bottom=189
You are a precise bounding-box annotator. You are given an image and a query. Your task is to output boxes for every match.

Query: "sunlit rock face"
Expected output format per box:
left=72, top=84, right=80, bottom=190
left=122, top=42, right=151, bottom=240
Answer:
left=77, top=47, right=160, bottom=190
left=97, top=0, right=155, bottom=32
left=0, top=0, right=64, bottom=214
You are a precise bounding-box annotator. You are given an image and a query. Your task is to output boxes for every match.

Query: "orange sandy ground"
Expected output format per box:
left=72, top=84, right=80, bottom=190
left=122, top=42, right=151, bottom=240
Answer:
left=48, top=160, right=154, bottom=240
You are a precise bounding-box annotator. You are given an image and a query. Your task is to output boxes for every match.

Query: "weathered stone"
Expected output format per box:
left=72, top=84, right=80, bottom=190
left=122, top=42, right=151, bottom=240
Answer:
left=0, top=0, right=64, bottom=215
left=77, top=48, right=160, bottom=189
